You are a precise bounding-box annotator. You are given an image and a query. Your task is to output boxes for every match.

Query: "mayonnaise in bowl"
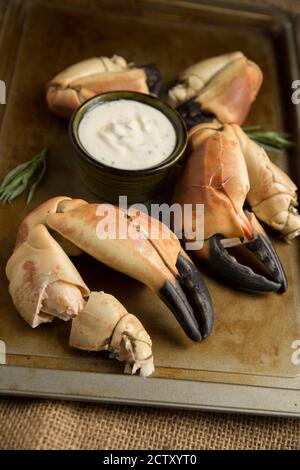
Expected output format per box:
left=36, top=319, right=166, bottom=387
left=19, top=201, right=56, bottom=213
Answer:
left=78, top=99, right=177, bottom=170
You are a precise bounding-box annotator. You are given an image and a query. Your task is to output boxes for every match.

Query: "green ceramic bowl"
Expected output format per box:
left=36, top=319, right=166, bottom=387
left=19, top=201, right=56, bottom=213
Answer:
left=69, top=91, right=187, bottom=204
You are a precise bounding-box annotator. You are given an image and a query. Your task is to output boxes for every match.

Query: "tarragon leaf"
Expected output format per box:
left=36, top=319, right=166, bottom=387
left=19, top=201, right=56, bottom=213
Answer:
left=0, top=148, right=47, bottom=204
left=244, top=128, right=294, bottom=151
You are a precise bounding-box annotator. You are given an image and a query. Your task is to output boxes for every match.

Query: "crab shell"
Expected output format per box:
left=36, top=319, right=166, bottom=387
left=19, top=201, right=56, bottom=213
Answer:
left=8, top=195, right=215, bottom=347
left=6, top=219, right=155, bottom=376
left=70, top=291, right=154, bottom=377
left=169, top=51, right=263, bottom=125
left=46, top=55, right=150, bottom=119
left=5, top=224, right=89, bottom=327
left=172, top=123, right=288, bottom=293
left=173, top=122, right=254, bottom=244
left=173, top=122, right=300, bottom=243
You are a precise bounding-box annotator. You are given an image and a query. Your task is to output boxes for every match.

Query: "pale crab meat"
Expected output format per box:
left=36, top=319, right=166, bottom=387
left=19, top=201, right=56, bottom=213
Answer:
left=41, top=280, right=86, bottom=321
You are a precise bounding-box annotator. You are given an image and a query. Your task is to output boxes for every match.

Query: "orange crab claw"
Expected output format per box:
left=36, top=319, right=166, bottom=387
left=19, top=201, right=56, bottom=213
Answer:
left=172, top=123, right=287, bottom=293
left=45, top=202, right=214, bottom=340
left=231, top=125, right=300, bottom=242
left=46, top=56, right=162, bottom=119
left=170, top=52, right=263, bottom=128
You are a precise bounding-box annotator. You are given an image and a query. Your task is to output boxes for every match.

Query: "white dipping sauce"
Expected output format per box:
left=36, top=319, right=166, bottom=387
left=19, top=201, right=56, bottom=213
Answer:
left=78, top=99, right=177, bottom=170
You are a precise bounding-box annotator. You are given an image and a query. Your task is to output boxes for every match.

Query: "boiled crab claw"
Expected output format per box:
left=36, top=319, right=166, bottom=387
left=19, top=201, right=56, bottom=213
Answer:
left=6, top=223, right=154, bottom=376
left=6, top=223, right=89, bottom=327
left=70, top=291, right=154, bottom=377
left=9, top=197, right=214, bottom=341
left=45, top=201, right=214, bottom=341
left=231, top=124, right=300, bottom=242
left=172, top=123, right=287, bottom=293
left=169, top=51, right=263, bottom=128
left=46, top=55, right=162, bottom=119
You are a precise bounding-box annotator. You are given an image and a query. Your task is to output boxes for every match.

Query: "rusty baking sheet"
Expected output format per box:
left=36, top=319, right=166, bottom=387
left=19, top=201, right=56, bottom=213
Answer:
left=0, top=0, right=300, bottom=416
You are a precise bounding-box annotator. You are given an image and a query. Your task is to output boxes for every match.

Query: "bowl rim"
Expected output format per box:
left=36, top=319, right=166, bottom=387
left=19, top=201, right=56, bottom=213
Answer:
left=69, top=90, right=187, bottom=176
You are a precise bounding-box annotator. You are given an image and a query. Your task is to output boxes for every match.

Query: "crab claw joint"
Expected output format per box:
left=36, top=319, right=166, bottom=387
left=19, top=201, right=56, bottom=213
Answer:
left=70, top=292, right=154, bottom=377
left=5, top=224, right=89, bottom=328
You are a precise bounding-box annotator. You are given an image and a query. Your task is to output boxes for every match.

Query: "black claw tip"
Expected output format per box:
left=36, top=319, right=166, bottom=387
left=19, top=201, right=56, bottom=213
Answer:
left=160, top=280, right=202, bottom=341
left=208, top=235, right=281, bottom=293
left=140, top=64, right=162, bottom=96
left=176, top=254, right=214, bottom=338
left=176, top=98, right=215, bottom=129
left=246, top=233, right=288, bottom=293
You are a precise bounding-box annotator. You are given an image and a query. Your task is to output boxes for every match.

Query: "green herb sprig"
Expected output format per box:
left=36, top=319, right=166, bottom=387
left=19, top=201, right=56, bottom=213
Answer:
left=0, top=148, right=47, bottom=204
left=244, top=127, right=294, bottom=151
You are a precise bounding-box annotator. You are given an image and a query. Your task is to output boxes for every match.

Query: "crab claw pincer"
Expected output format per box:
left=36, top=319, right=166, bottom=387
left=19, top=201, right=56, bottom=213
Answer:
left=44, top=201, right=214, bottom=341
left=172, top=123, right=287, bottom=293
left=169, top=51, right=263, bottom=128
left=46, top=55, right=162, bottom=119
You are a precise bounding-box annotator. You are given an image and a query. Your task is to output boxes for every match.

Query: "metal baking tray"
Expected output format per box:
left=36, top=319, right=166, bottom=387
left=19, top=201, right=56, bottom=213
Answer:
left=0, top=0, right=300, bottom=416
